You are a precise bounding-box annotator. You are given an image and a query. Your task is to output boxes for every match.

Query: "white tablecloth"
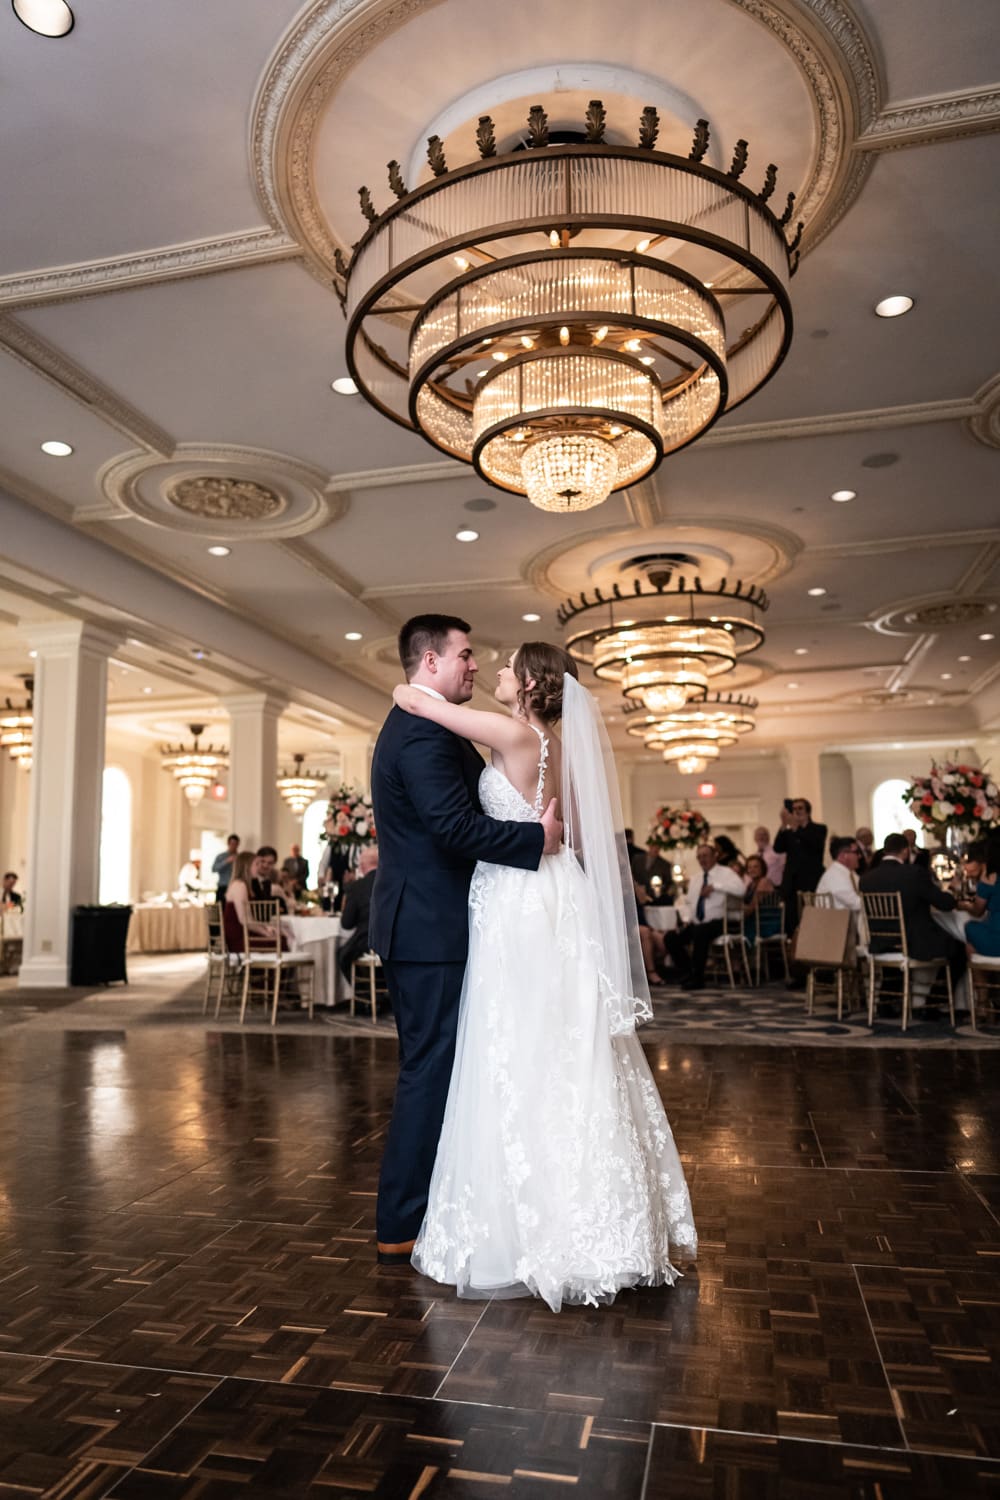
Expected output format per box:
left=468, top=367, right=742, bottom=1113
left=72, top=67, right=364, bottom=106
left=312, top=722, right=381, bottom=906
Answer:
left=931, top=907, right=971, bottom=1012
left=127, top=904, right=206, bottom=953
left=280, top=914, right=347, bottom=1007
left=645, top=907, right=680, bottom=932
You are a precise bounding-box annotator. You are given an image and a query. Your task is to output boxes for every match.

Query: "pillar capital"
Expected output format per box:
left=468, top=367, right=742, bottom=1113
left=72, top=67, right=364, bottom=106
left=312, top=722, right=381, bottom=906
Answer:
left=222, top=690, right=288, bottom=721
left=23, top=618, right=122, bottom=660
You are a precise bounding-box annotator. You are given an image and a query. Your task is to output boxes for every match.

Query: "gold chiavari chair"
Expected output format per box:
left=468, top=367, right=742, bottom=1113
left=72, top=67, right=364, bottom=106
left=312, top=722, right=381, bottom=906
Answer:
left=239, top=900, right=315, bottom=1025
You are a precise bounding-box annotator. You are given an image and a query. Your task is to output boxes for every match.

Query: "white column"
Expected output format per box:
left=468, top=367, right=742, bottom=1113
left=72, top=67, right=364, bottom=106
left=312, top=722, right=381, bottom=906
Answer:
left=339, top=732, right=375, bottom=793
left=223, top=692, right=286, bottom=851
left=20, top=620, right=120, bottom=988
left=782, top=743, right=825, bottom=822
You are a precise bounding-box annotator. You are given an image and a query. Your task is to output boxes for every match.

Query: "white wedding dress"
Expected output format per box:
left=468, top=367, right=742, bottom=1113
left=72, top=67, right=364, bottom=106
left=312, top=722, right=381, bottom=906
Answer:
left=412, top=727, right=697, bottom=1312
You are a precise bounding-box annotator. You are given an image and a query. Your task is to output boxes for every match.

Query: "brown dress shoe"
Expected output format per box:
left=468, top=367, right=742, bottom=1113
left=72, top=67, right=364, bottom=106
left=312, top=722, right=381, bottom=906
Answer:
left=376, top=1239, right=416, bottom=1265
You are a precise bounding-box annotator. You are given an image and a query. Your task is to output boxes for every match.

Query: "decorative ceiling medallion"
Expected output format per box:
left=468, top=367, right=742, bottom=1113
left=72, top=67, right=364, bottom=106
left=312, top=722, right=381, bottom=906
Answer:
left=870, top=595, right=999, bottom=637
left=166, top=476, right=286, bottom=522
left=92, top=444, right=343, bottom=539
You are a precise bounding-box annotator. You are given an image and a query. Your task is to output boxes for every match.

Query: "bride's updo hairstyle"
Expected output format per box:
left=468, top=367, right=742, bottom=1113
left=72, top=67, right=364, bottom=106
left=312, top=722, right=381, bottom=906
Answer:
left=514, top=642, right=579, bottom=723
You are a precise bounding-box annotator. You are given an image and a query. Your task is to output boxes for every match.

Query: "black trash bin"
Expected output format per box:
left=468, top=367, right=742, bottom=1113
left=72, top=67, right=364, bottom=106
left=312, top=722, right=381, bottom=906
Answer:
left=70, top=904, right=132, bottom=986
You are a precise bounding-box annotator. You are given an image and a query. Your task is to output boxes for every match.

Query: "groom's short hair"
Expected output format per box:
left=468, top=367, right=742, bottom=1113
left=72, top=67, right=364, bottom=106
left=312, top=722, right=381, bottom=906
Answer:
left=398, top=614, right=471, bottom=678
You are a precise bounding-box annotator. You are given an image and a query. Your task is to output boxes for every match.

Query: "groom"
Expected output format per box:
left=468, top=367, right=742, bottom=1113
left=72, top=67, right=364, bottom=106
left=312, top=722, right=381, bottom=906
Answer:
left=370, top=614, right=561, bottom=1264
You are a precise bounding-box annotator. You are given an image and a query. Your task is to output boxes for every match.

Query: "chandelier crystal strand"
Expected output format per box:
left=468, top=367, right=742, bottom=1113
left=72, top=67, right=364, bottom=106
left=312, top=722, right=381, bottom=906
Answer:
left=342, top=104, right=799, bottom=511
left=0, top=676, right=34, bottom=770
left=160, top=724, right=228, bottom=806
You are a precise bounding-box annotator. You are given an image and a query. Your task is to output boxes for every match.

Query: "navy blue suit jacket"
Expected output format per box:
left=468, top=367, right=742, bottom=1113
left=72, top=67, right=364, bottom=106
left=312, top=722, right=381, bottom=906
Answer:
left=369, top=705, right=544, bottom=963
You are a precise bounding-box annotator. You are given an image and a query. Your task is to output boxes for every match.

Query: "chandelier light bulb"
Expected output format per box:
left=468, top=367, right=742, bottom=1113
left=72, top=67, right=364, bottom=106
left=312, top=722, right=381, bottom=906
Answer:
left=643, top=681, right=689, bottom=714
left=676, top=754, right=708, bottom=775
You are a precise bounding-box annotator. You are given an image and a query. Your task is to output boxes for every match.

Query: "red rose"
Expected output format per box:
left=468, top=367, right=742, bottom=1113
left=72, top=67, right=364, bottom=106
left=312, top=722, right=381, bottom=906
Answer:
left=921, top=792, right=934, bottom=805
left=972, top=774, right=983, bottom=787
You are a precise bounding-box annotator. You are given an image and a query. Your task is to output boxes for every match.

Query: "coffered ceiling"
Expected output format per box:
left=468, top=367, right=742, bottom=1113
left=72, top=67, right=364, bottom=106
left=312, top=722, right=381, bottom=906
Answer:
left=0, top=0, right=997, bottom=766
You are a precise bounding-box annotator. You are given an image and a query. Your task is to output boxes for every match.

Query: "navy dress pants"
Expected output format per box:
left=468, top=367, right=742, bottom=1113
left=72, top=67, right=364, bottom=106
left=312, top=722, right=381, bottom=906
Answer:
left=376, top=958, right=465, bottom=1244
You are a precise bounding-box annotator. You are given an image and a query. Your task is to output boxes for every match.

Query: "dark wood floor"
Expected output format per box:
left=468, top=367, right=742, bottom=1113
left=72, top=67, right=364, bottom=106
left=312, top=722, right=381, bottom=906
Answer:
left=0, top=1021, right=998, bottom=1497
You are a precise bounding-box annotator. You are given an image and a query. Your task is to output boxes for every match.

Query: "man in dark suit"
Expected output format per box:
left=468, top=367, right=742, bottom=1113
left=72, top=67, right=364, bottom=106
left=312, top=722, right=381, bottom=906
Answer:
left=860, top=831, right=966, bottom=989
left=339, top=844, right=379, bottom=982
left=774, top=797, right=827, bottom=929
left=281, top=843, right=310, bottom=894
left=370, top=614, right=561, bottom=1265
left=631, top=840, right=675, bottom=905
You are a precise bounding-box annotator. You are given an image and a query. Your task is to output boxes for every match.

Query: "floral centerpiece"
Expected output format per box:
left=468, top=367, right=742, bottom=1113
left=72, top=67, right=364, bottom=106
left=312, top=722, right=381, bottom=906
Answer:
left=647, top=805, right=711, bottom=850
left=902, top=760, right=999, bottom=843
left=320, top=786, right=376, bottom=852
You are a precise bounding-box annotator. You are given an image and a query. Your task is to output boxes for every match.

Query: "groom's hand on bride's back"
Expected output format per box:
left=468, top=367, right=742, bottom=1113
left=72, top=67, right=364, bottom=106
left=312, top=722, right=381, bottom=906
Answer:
left=541, top=799, right=563, bottom=855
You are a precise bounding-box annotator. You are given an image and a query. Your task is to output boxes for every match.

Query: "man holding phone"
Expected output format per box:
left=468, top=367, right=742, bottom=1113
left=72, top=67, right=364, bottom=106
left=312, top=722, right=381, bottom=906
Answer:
left=774, top=797, right=827, bottom=956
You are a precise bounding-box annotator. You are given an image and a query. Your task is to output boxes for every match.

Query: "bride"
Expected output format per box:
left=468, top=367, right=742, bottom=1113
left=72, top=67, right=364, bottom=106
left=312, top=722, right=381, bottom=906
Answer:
left=391, top=641, right=696, bottom=1312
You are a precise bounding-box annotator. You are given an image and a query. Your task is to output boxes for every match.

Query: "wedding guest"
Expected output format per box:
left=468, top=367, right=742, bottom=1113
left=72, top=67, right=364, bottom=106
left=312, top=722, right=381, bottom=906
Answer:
left=633, top=877, right=668, bottom=987
left=903, top=825, right=931, bottom=869
left=713, top=833, right=745, bottom=874
left=753, top=825, right=785, bottom=886
left=624, top=827, right=643, bottom=868
left=742, top=853, right=780, bottom=945
left=631, top=840, right=675, bottom=905
left=282, top=843, right=310, bottom=894
left=1, top=872, right=22, bottom=909
left=339, top=846, right=380, bottom=981
left=816, top=836, right=863, bottom=918
left=224, top=851, right=285, bottom=952
left=316, top=819, right=352, bottom=912
left=774, top=797, right=827, bottom=930
left=860, top=833, right=965, bottom=991
left=212, top=835, right=240, bottom=902
left=663, top=843, right=745, bottom=991
left=855, top=827, right=875, bottom=870
left=964, top=837, right=1000, bottom=957
left=252, top=846, right=291, bottom=912
left=952, top=841, right=987, bottom=898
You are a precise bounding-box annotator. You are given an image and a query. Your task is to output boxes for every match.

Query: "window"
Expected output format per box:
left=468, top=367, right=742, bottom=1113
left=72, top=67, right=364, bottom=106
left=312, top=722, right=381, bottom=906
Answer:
left=302, top=798, right=329, bottom=888
left=99, top=766, right=132, bottom=904
left=872, top=777, right=922, bottom=849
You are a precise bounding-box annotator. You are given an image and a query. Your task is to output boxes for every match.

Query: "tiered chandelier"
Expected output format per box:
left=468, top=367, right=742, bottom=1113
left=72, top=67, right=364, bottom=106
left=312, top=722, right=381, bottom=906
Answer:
left=341, top=103, right=800, bottom=512
left=160, top=723, right=228, bottom=806
left=626, top=691, right=758, bottom=776
left=276, top=754, right=327, bottom=815
left=0, top=676, right=33, bottom=770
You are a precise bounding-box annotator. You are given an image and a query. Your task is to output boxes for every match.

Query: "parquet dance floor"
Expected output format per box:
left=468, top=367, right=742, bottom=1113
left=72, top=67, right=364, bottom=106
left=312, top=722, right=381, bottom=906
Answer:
left=0, top=990, right=998, bottom=1496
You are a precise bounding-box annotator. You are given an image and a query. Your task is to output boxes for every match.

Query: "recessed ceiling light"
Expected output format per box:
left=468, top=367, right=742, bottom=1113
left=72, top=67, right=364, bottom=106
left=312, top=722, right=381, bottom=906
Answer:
left=143, top=686, right=153, bottom=695
left=191, top=649, right=207, bottom=660
left=787, top=682, right=799, bottom=689
left=958, top=655, right=971, bottom=662
left=794, top=648, right=809, bottom=655
left=455, top=528, right=479, bottom=542
left=207, top=545, right=231, bottom=557
left=979, top=632, right=995, bottom=641
left=40, top=439, right=73, bottom=456
left=330, top=377, right=358, bottom=396
left=875, top=295, right=913, bottom=318
left=830, top=489, right=856, bottom=502
left=940, top=673, right=952, bottom=680
left=12, top=0, right=74, bottom=36
left=344, top=631, right=363, bottom=641
left=28, top=650, right=37, bottom=659
left=522, top=612, right=541, bottom=622
left=807, top=587, right=826, bottom=597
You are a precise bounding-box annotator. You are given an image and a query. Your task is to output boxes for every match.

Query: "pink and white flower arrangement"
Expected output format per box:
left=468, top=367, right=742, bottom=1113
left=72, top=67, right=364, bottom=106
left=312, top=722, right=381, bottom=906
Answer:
left=647, top=805, right=711, bottom=850
left=321, top=786, right=376, bottom=850
left=902, top=760, right=999, bottom=840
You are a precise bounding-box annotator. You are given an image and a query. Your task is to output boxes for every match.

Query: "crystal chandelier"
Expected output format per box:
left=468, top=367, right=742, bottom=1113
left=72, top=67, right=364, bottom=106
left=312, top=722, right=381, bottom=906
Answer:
left=340, top=103, right=800, bottom=512
left=161, top=723, right=228, bottom=806
left=559, top=574, right=768, bottom=713
left=0, top=676, right=33, bottom=770
left=276, top=754, right=327, bottom=815
left=627, top=692, right=757, bottom=774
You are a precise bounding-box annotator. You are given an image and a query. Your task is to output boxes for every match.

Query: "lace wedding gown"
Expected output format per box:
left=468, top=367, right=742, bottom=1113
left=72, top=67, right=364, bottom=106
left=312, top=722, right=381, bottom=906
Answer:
left=412, top=729, right=697, bottom=1312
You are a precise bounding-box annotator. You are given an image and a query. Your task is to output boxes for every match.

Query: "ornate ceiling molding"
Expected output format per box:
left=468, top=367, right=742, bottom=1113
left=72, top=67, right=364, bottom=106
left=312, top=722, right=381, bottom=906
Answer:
left=0, top=229, right=300, bottom=311
left=967, top=373, right=1000, bottom=450
left=251, top=0, right=881, bottom=282
left=85, top=444, right=346, bottom=538
left=0, top=313, right=174, bottom=456
left=858, top=85, right=1000, bottom=152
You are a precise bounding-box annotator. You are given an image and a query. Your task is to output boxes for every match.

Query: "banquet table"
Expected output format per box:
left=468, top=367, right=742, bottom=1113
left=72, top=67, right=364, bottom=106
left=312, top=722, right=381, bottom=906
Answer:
left=127, top=903, right=206, bottom=953
left=931, top=906, right=971, bottom=1012
left=280, top=914, right=348, bottom=1006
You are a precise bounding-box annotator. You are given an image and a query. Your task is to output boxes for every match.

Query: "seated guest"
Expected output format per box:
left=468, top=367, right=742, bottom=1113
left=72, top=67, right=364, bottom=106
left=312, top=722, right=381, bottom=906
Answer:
left=753, top=825, right=785, bottom=887
left=964, top=837, right=1000, bottom=957
left=664, top=843, right=745, bottom=991
left=339, top=846, right=380, bottom=980
left=224, top=851, right=286, bottom=952
left=2, top=872, right=22, bottom=909
left=855, top=827, right=875, bottom=871
left=816, top=836, right=864, bottom=918
left=212, top=835, right=239, bottom=902
left=278, top=868, right=300, bottom=907
left=624, top=827, right=643, bottom=868
left=860, top=833, right=965, bottom=989
left=952, top=841, right=986, bottom=898
left=252, top=846, right=291, bottom=912
left=316, top=821, right=352, bottom=912
left=743, top=853, right=779, bottom=944
left=633, top=877, right=667, bottom=987
left=631, top=840, right=675, bottom=905
left=713, top=833, right=745, bottom=875
left=282, top=843, right=310, bottom=894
